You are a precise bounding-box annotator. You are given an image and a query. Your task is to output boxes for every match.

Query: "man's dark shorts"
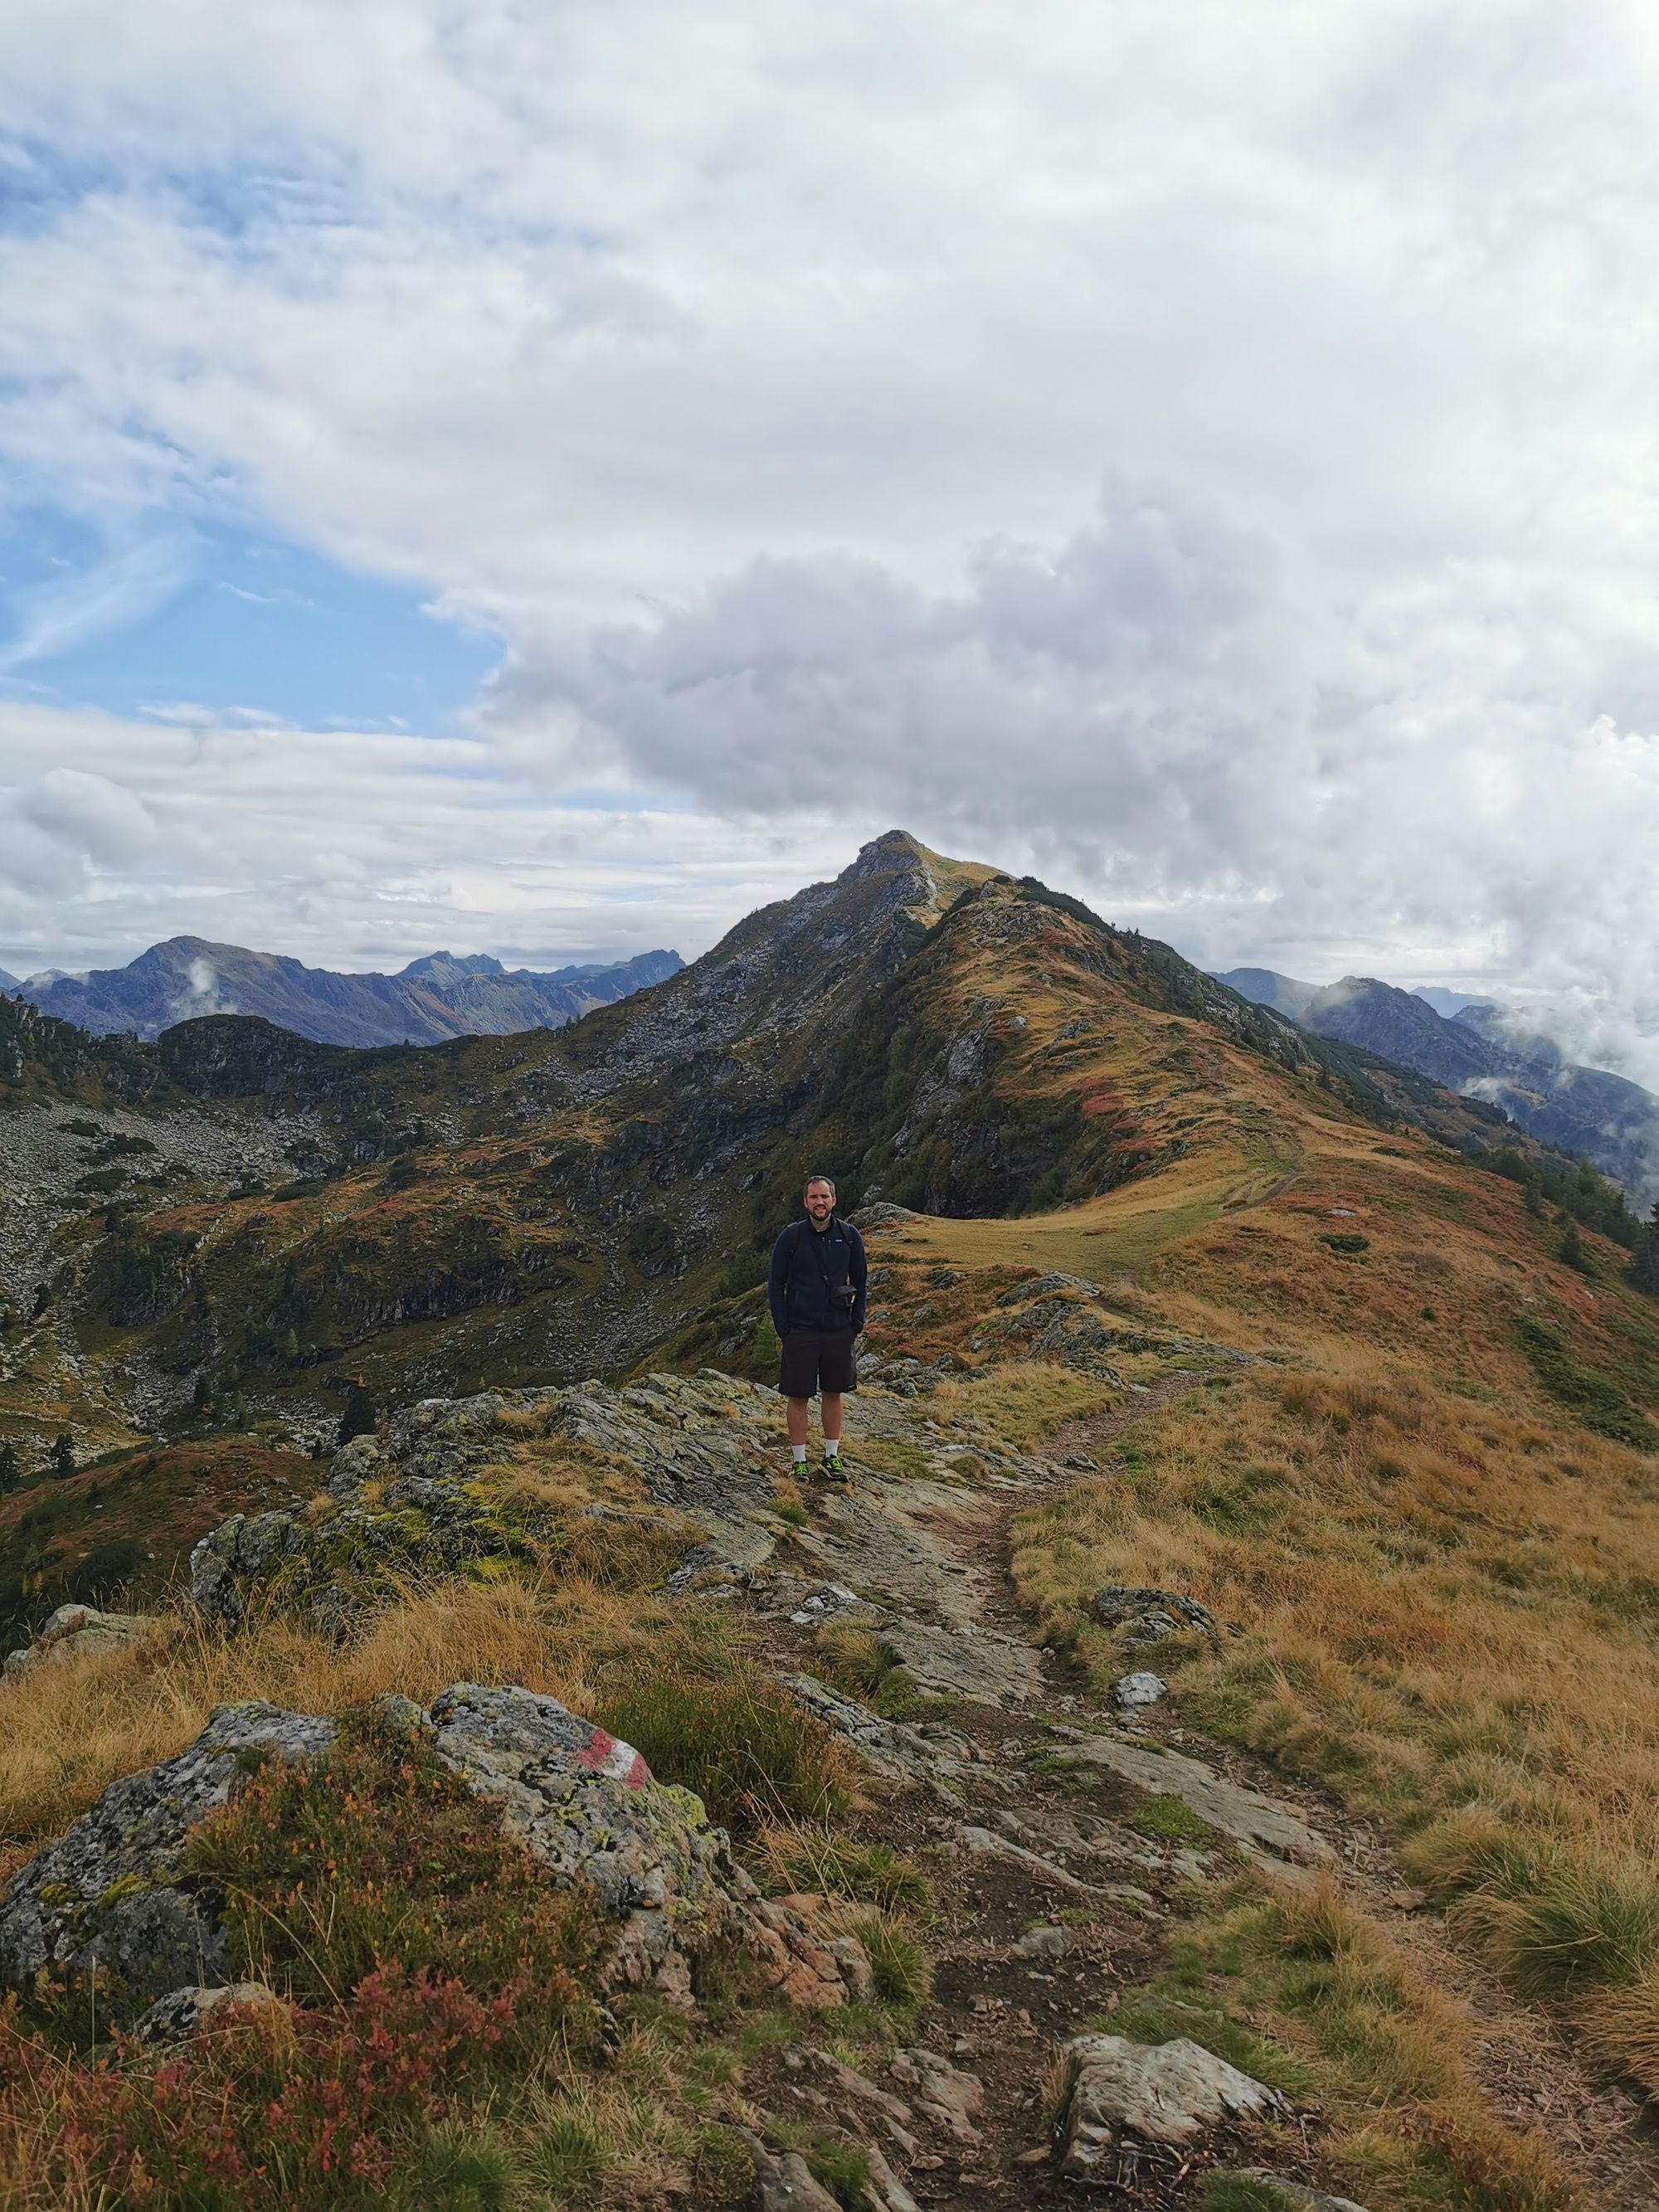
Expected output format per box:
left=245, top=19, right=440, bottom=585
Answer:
left=777, top=1327, right=858, bottom=1398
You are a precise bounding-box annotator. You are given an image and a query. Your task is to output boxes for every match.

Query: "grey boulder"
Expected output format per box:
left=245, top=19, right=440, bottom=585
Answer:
left=3, top=1602, right=150, bottom=1675
left=1093, top=1585, right=1217, bottom=1641
left=1055, top=2033, right=1289, bottom=2174
left=0, top=1703, right=335, bottom=2015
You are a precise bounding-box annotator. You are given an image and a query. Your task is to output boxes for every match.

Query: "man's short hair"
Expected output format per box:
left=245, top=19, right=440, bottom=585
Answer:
left=804, top=1173, right=836, bottom=1198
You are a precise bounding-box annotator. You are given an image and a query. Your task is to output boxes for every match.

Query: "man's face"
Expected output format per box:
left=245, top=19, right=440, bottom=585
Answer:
left=805, top=1182, right=834, bottom=1224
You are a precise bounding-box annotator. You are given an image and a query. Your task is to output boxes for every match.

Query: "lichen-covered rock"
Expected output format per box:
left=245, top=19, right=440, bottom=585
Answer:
left=1113, top=1670, right=1168, bottom=1707
left=424, top=1683, right=860, bottom=2007
left=3, top=1602, right=150, bottom=1675
left=1054, top=2034, right=1289, bottom=2173
left=188, top=1510, right=300, bottom=1625
left=1093, top=1584, right=1218, bottom=1641
left=0, top=1703, right=335, bottom=2014
left=0, top=1679, right=864, bottom=2029
left=130, top=1981, right=286, bottom=2044
left=426, top=1680, right=711, bottom=1991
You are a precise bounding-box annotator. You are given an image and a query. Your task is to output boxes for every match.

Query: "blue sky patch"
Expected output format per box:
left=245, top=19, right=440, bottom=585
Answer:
left=0, top=512, right=500, bottom=730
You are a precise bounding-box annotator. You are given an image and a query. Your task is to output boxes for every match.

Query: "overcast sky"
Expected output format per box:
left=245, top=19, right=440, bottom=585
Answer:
left=2, top=2, right=1658, bottom=1081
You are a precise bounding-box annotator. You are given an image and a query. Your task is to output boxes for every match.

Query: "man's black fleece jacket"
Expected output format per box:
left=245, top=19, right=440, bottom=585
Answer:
left=767, top=1214, right=868, bottom=1337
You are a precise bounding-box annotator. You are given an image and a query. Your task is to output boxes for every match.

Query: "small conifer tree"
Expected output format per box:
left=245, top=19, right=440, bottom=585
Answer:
left=50, top=1432, right=76, bottom=1480
left=0, top=1441, right=17, bottom=1493
left=338, top=1381, right=377, bottom=1446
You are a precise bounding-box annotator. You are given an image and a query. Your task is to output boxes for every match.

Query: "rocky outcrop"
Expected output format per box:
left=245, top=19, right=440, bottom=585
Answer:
left=0, top=1703, right=336, bottom=2013
left=0, top=1682, right=864, bottom=2029
left=1053, top=2033, right=1289, bottom=2175
left=422, top=1683, right=861, bottom=2007
left=3, top=1602, right=150, bottom=1675
left=1093, top=1584, right=1218, bottom=1641
left=188, top=1374, right=776, bottom=1630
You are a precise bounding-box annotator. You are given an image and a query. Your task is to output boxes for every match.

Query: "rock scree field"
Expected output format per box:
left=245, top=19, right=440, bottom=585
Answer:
left=0, top=832, right=1657, bottom=2209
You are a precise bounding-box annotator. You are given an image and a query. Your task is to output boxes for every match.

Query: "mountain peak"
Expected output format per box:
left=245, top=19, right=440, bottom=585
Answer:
left=399, top=951, right=506, bottom=981
left=841, top=827, right=1000, bottom=912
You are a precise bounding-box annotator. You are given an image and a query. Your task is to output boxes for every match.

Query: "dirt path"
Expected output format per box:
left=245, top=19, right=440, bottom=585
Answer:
left=749, top=1372, right=1659, bottom=2210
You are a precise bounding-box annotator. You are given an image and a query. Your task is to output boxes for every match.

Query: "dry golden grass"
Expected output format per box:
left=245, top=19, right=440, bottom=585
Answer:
left=0, top=1575, right=655, bottom=1845
left=1011, top=1331, right=1659, bottom=2086
left=932, top=1359, right=1120, bottom=1448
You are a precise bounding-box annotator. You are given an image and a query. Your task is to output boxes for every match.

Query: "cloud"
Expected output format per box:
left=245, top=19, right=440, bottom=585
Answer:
left=484, top=473, right=1659, bottom=1090
left=0, top=698, right=818, bottom=979
left=2, top=3, right=1659, bottom=1081
left=0, top=536, right=196, bottom=668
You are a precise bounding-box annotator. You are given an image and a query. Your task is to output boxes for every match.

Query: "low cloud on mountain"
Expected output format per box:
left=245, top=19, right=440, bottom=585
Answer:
left=484, top=475, right=1659, bottom=1090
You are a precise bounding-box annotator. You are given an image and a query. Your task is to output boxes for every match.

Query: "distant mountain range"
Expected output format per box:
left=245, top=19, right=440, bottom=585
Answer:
left=0, top=937, right=683, bottom=1048
left=1219, top=968, right=1659, bottom=1204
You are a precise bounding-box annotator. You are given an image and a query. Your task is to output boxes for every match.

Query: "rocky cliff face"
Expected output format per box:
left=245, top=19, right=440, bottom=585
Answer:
left=19, top=936, right=683, bottom=1048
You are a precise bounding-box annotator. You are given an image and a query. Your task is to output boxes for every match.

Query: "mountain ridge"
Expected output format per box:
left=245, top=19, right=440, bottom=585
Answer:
left=14, top=935, right=683, bottom=1048
left=2, top=826, right=1631, bottom=1463
left=1218, top=965, right=1659, bottom=1203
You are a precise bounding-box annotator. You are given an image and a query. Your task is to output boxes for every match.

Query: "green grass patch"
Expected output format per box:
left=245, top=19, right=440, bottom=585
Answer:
left=752, top=1826, right=930, bottom=1913
left=1128, top=1793, right=1224, bottom=1848
left=1513, top=1315, right=1658, bottom=1449
left=596, top=1626, right=855, bottom=1835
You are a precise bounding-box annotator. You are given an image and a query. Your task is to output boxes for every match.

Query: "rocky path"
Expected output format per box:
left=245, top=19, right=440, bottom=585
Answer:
left=746, top=1373, right=1659, bottom=2211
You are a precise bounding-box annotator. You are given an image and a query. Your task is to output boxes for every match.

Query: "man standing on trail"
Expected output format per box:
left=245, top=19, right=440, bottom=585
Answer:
left=769, top=1174, right=868, bottom=1480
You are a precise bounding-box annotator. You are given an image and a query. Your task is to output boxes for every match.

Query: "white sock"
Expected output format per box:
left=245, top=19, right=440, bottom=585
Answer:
left=791, top=1444, right=808, bottom=1464
left=823, top=1439, right=840, bottom=1457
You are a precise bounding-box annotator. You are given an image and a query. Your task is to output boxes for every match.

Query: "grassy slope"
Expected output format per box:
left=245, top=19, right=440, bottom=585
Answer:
left=0, top=1437, right=318, bottom=1646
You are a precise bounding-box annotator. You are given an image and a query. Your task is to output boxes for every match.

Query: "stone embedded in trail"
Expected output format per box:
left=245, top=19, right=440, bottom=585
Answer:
left=889, top=2047, right=985, bottom=2143
left=862, top=2142, right=922, bottom=2212
left=741, top=2133, right=844, bottom=2211
left=1093, top=1584, right=1218, bottom=1641
left=1046, top=1733, right=1335, bottom=1872
left=0, top=1703, right=337, bottom=2014
left=1014, top=1923, right=1073, bottom=1957
left=1054, top=2033, right=1290, bottom=2173
left=956, top=1824, right=1105, bottom=1894
left=782, top=1673, right=979, bottom=1800
left=875, top=1611, right=1044, bottom=1706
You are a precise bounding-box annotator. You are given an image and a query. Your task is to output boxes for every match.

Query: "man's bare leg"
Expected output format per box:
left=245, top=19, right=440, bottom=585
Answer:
left=820, top=1392, right=844, bottom=1448
left=786, top=1396, right=810, bottom=1448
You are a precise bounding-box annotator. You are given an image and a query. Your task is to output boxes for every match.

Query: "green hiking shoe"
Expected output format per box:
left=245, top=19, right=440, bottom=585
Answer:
left=820, top=1450, right=845, bottom=1475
